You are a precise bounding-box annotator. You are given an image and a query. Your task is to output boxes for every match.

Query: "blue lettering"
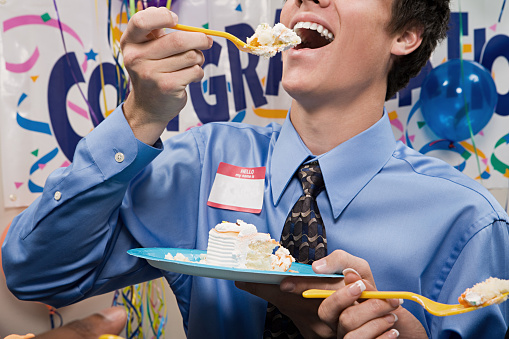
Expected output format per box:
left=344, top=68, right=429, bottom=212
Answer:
left=266, top=9, right=283, bottom=96
left=397, top=61, right=433, bottom=107
left=48, top=52, right=86, bottom=161
left=226, top=23, right=268, bottom=111
left=88, top=62, right=127, bottom=126
left=481, top=34, right=509, bottom=116
left=189, top=41, right=230, bottom=124
left=447, top=12, right=469, bottom=60
left=49, top=53, right=125, bottom=160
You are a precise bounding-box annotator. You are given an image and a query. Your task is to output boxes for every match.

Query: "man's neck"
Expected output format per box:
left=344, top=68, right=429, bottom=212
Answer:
left=289, top=92, right=385, bottom=155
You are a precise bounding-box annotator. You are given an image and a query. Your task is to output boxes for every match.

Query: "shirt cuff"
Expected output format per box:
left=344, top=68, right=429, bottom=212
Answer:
left=85, top=104, right=163, bottom=182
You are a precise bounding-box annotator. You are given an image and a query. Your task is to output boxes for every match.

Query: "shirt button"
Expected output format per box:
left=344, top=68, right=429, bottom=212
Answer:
left=115, top=152, right=125, bottom=163
left=54, top=191, right=62, bottom=201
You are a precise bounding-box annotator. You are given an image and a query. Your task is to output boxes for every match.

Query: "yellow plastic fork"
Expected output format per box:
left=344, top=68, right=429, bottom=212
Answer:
left=302, top=289, right=509, bottom=317
left=173, top=24, right=255, bottom=53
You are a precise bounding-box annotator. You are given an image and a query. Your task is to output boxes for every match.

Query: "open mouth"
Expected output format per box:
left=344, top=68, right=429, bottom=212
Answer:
left=293, top=21, right=334, bottom=50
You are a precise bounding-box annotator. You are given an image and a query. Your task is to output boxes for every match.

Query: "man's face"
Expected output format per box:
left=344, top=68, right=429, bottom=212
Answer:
left=280, top=0, right=396, bottom=104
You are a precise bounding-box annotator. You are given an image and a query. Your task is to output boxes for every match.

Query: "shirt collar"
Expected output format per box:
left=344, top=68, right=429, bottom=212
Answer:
left=271, top=108, right=397, bottom=219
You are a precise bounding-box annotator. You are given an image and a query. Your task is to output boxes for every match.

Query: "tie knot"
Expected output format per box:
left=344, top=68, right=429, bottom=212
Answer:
left=297, top=161, right=324, bottom=198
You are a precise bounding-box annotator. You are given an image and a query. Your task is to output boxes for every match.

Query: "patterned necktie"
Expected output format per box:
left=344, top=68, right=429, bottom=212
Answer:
left=264, top=161, right=327, bottom=339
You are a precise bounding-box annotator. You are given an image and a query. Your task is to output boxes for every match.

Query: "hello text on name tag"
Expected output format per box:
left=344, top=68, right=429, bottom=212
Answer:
left=207, top=162, right=266, bottom=213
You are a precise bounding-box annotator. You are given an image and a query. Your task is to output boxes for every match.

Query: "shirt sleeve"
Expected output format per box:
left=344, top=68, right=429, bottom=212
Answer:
left=430, top=219, right=509, bottom=338
left=1, top=105, right=187, bottom=307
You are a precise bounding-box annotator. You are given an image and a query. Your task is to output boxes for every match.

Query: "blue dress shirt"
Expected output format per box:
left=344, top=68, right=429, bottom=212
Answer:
left=3, top=104, right=509, bottom=338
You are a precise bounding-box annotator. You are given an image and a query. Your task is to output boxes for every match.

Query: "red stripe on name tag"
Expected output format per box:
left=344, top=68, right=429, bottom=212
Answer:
left=207, top=201, right=262, bottom=214
left=216, top=162, right=266, bottom=179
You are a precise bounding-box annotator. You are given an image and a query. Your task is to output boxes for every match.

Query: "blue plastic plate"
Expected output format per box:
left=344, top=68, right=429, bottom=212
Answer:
left=128, top=247, right=343, bottom=284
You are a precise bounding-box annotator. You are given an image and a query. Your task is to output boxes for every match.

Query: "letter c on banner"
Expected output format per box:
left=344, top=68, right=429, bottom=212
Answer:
left=48, top=52, right=127, bottom=161
left=48, top=52, right=85, bottom=162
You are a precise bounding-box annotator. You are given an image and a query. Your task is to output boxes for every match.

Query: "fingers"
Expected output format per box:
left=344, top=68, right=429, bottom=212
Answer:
left=317, top=273, right=370, bottom=327
left=315, top=267, right=401, bottom=338
left=128, top=49, right=206, bottom=92
left=119, top=8, right=213, bottom=144
left=313, top=250, right=374, bottom=285
left=125, top=31, right=213, bottom=64
left=121, top=8, right=213, bottom=60
left=35, top=307, right=127, bottom=339
left=121, top=7, right=177, bottom=46
left=377, top=329, right=401, bottom=339
left=338, top=299, right=400, bottom=338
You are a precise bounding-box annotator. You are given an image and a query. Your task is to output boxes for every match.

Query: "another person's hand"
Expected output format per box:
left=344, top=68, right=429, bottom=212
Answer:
left=34, top=306, right=127, bottom=339
left=120, top=7, right=213, bottom=145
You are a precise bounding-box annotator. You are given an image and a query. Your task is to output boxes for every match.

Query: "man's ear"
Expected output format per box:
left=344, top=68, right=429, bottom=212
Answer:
left=391, top=27, right=423, bottom=56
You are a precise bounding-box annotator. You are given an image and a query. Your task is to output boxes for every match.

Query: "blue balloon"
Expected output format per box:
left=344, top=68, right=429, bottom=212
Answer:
left=420, top=59, right=497, bottom=142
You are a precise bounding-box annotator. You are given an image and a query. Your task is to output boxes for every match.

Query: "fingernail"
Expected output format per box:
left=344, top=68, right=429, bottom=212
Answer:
left=388, top=298, right=404, bottom=307
left=342, top=268, right=361, bottom=277
left=388, top=329, right=400, bottom=338
left=170, top=11, right=178, bottom=22
left=313, top=258, right=327, bottom=272
left=347, top=280, right=366, bottom=297
left=280, top=281, right=295, bottom=292
left=384, top=312, right=398, bottom=324
left=100, top=307, right=126, bottom=322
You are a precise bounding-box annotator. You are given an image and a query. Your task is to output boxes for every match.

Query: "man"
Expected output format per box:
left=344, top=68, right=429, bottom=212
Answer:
left=3, top=0, right=508, bottom=338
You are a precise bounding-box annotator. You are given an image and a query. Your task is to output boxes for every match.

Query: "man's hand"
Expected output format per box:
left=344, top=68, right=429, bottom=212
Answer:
left=34, top=306, right=127, bottom=339
left=315, top=250, right=428, bottom=339
left=237, top=250, right=426, bottom=338
left=236, top=276, right=341, bottom=338
left=120, top=7, right=213, bottom=145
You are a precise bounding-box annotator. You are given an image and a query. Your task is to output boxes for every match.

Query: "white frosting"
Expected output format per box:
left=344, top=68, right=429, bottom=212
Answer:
left=271, top=247, right=295, bottom=271
left=164, top=252, right=191, bottom=262
left=461, top=277, right=509, bottom=306
left=205, top=220, right=294, bottom=271
left=246, top=23, right=301, bottom=58
left=464, top=292, right=482, bottom=306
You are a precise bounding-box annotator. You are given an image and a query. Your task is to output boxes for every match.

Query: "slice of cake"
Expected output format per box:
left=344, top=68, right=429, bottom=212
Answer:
left=205, top=220, right=295, bottom=271
left=458, top=277, right=509, bottom=307
left=245, top=23, right=301, bottom=58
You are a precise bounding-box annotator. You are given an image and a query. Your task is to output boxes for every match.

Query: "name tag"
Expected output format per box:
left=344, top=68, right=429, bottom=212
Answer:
left=207, top=162, right=266, bottom=213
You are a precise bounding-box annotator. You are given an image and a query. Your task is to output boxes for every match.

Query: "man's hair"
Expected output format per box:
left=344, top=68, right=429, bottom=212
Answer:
left=385, top=0, right=451, bottom=101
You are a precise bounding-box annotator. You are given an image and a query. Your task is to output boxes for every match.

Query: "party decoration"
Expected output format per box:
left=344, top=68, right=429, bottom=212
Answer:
left=500, top=0, right=507, bottom=22
left=146, top=279, right=168, bottom=338
left=112, top=278, right=168, bottom=339
left=113, top=284, right=144, bottom=339
left=419, top=59, right=497, bottom=142
left=491, top=133, right=509, bottom=178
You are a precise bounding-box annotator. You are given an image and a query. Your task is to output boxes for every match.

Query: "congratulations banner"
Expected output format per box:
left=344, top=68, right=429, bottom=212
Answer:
left=1, top=0, right=508, bottom=207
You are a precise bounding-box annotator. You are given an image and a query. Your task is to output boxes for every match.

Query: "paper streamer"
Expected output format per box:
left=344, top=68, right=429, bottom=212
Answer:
left=3, top=14, right=83, bottom=47
left=16, top=93, right=52, bottom=135
left=491, top=133, right=509, bottom=177
left=112, top=279, right=168, bottom=339
left=146, top=279, right=167, bottom=339
left=5, top=47, right=40, bottom=73
left=500, top=0, right=507, bottom=22
left=113, top=285, right=144, bottom=339
left=458, top=0, right=484, bottom=181
left=51, top=0, right=98, bottom=125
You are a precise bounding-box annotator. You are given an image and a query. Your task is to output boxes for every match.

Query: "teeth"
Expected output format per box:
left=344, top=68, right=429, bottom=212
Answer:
left=294, top=21, right=334, bottom=42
